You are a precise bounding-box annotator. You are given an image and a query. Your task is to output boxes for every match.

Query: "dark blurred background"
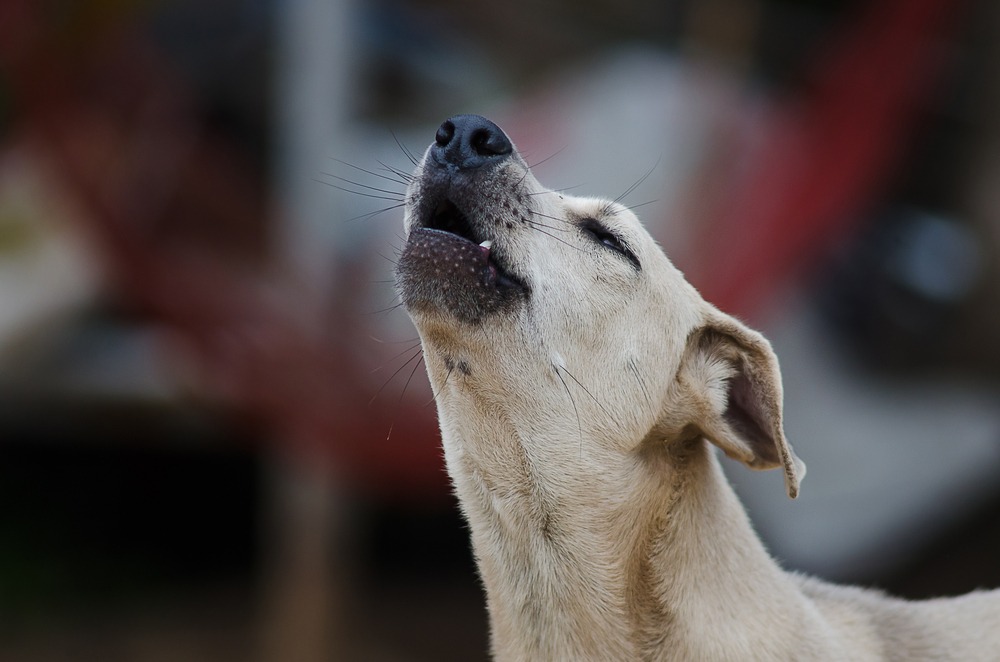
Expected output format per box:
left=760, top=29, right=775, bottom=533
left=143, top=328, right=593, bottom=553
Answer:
left=0, top=0, right=998, bottom=659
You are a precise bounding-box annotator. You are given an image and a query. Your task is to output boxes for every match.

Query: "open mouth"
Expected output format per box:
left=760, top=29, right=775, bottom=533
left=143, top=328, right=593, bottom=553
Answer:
left=416, top=198, right=524, bottom=291
left=397, top=191, right=528, bottom=323
left=426, top=200, right=486, bottom=246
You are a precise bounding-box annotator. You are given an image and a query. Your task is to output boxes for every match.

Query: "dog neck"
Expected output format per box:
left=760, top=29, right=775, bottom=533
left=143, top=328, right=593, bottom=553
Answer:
left=443, top=416, right=807, bottom=661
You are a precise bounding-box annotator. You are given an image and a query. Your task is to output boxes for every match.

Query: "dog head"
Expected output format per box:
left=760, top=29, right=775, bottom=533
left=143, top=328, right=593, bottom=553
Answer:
left=396, top=115, right=804, bottom=498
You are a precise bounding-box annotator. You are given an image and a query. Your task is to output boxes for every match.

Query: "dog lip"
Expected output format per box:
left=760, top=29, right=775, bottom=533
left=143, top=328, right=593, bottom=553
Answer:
left=397, top=226, right=529, bottom=326
left=406, top=227, right=525, bottom=291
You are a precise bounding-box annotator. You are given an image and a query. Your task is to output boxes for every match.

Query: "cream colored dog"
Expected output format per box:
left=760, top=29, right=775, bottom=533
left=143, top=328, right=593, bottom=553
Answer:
left=395, top=115, right=1000, bottom=661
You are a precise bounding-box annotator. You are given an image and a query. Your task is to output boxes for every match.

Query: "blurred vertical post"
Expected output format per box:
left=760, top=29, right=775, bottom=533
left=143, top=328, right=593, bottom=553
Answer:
left=273, top=0, right=357, bottom=284
left=261, top=0, right=357, bottom=660
left=259, top=454, right=353, bottom=662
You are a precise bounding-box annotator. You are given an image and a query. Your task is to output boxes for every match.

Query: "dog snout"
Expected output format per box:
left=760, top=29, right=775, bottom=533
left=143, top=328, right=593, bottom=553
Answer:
left=431, top=114, right=513, bottom=171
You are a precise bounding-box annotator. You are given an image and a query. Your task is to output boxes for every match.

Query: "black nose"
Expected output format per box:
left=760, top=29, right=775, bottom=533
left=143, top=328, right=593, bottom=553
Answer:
left=431, top=115, right=513, bottom=170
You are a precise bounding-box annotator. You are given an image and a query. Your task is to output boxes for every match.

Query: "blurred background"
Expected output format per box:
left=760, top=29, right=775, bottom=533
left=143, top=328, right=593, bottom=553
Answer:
left=1, top=0, right=999, bottom=659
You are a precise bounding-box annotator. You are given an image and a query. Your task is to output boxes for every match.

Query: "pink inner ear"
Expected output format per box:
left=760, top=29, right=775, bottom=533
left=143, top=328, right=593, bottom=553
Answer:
left=722, top=369, right=781, bottom=467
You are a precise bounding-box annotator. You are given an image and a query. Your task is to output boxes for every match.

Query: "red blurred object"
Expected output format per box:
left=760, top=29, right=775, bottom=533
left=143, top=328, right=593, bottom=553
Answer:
left=685, top=0, right=963, bottom=319
left=0, top=1, right=445, bottom=498
left=0, top=0, right=964, bottom=494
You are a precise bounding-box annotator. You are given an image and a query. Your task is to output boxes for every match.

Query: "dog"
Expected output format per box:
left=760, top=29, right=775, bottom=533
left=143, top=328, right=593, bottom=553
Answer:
left=395, top=114, right=1000, bottom=661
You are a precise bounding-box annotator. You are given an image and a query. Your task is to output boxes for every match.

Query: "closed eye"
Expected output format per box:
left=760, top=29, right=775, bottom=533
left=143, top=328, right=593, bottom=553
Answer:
left=580, top=218, right=640, bottom=269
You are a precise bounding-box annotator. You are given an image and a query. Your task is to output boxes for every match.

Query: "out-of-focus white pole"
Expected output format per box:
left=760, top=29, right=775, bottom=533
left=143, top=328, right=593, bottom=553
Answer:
left=272, top=0, right=357, bottom=282
left=261, top=1, right=358, bottom=660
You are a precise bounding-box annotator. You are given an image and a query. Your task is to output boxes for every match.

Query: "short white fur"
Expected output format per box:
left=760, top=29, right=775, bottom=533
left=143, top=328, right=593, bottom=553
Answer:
left=398, top=127, right=1000, bottom=662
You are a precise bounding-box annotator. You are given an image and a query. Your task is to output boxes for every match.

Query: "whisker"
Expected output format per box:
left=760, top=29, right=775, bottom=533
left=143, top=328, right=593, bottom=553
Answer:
left=378, top=159, right=415, bottom=183
left=381, top=347, right=427, bottom=439
left=613, top=157, right=661, bottom=206
left=370, top=300, right=405, bottom=316
left=368, top=335, right=421, bottom=345
left=318, top=171, right=404, bottom=199
left=528, top=184, right=584, bottom=196
left=328, top=157, right=410, bottom=186
left=526, top=145, right=568, bottom=170
left=524, top=221, right=585, bottom=252
left=314, top=178, right=403, bottom=202
left=371, top=340, right=425, bottom=371
left=515, top=166, right=534, bottom=189
left=374, top=249, right=399, bottom=267
left=423, top=364, right=454, bottom=408
left=553, top=364, right=584, bottom=455
left=627, top=358, right=652, bottom=406
left=558, top=363, right=616, bottom=424
left=398, top=351, right=426, bottom=407
left=391, top=131, right=421, bottom=167
left=368, top=287, right=405, bottom=316
left=530, top=209, right=575, bottom=227
left=621, top=199, right=659, bottom=213
left=370, top=344, right=424, bottom=407
left=523, top=217, right=573, bottom=234
left=316, top=183, right=403, bottom=203
left=346, top=202, right=406, bottom=223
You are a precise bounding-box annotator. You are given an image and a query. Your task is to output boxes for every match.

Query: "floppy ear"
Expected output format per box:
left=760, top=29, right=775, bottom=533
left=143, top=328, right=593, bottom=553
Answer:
left=677, top=311, right=806, bottom=498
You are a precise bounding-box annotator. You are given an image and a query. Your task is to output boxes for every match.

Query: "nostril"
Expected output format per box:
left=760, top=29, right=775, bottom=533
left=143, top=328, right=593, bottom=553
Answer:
left=470, top=128, right=510, bottom=157
left=436, top=120, right=455, bottom=147
left=470, top=129, right=489, bottom=152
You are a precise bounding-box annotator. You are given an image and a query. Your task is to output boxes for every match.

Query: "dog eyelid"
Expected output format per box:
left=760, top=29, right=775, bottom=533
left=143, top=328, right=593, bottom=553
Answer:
left=580, top=217, right=640, bottom=269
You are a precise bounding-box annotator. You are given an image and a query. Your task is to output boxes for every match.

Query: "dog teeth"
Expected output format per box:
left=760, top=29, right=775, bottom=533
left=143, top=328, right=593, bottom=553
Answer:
left=479, top=240, right=493, bottom=249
